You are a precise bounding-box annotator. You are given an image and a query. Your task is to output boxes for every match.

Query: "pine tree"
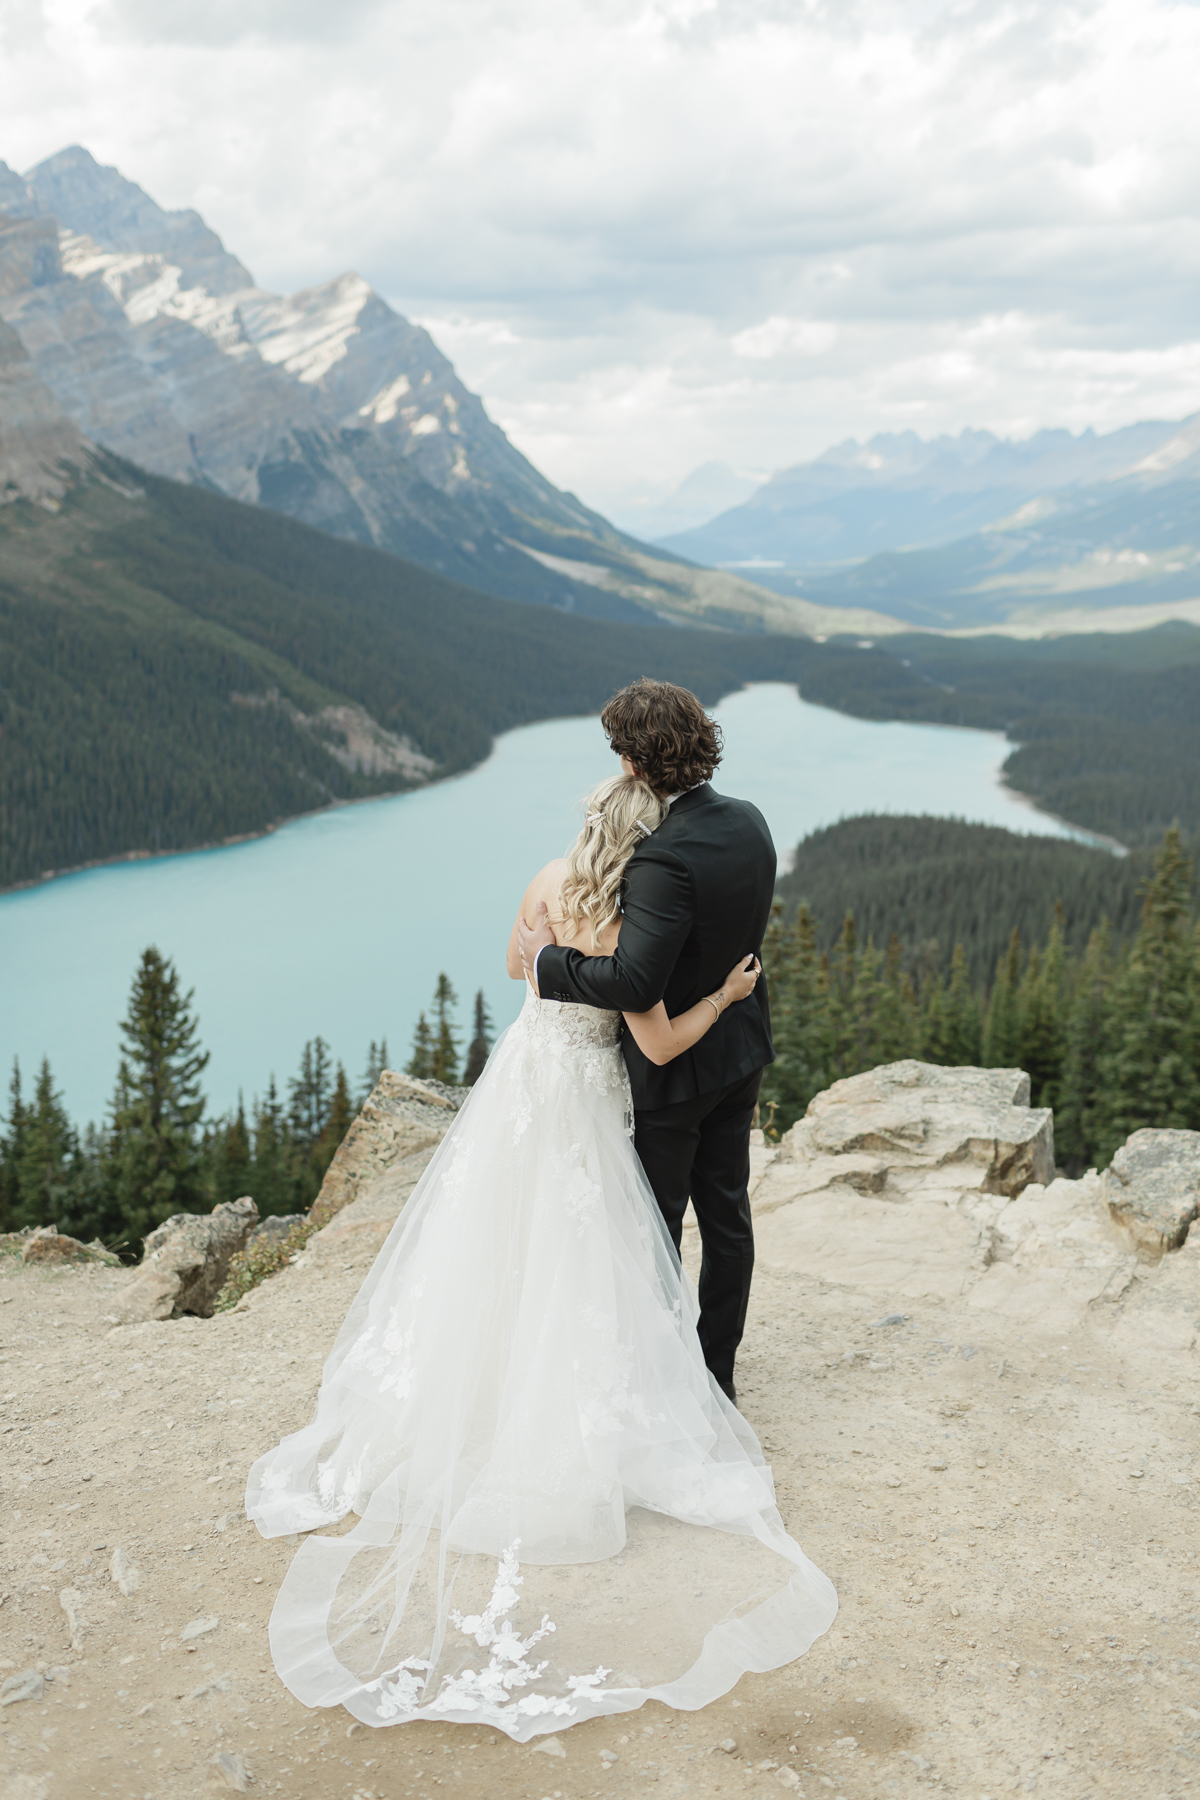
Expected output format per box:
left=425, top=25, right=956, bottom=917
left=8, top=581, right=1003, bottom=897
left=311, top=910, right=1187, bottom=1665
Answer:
left=62, top=1123, right=115, bottom=1250
left=1056, top=921, right=1114, bottom=1172
left=1094, top=827, right=1200, bottom=1162
left=312, top=1064, right=355, bottom=1185
left=406, top=1013, right=434, bottom=1081
left=360, top=1038, right=390, bottom=1102
left=0, top=1059, right=27, bottom=1234
left=430, top=974, right=461, bottom=1084
left=942, top=944, right=983, bottom=1065
left=983, top=928, right=1023, bottom=1067
left=110, top=948, right=210, bottom=1238
left=875, top=934, right=919, bottom=1066
left=759, top=904, right=831, bottom=1133
left=208, top=1097, right=253, bottom=1209
left=1019, top=908, right=1069, bottom=1108
left=288, top=1039, right=333, bottom=1150
left=919, top=970, right=950, bottom=1064
left=849, top=937, right=887, bottom=1072
left=250, top=1077, right=303, bottom=1218
left=464, top=992, right=494, bottom=1085
left=826, top=914, right=858, bottom=1081
left=16, top=1058, right=77, bottom=1232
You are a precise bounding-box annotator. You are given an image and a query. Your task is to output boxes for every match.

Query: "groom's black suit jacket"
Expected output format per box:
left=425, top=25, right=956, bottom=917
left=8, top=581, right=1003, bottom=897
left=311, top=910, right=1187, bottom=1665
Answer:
left=536, top=783, right=777, bottom=1111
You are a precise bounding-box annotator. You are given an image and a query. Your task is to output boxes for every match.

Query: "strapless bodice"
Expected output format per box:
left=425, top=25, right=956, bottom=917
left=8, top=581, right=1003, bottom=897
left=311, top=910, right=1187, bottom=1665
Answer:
left=516, top=985, right=622, bottom=1050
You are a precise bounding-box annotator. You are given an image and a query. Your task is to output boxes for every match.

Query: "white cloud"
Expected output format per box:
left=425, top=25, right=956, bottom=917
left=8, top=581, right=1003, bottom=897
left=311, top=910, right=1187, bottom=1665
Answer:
left=731, top=317, right=839, bottom=360
left=1, top=0, right=1199, bottom=508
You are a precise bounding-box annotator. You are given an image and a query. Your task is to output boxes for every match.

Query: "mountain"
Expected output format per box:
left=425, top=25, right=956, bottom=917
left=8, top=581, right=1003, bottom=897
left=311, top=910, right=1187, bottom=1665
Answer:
left=799, top=467, right=1200, bottom=630
left=658, top=418, right=1190, bottom=574
left=607, top=461, right=763, bottom=541
left=0, top=146, right=863, bottom=638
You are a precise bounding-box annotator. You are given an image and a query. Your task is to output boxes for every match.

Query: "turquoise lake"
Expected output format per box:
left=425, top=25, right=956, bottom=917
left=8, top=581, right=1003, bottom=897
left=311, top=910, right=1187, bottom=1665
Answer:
left=0, top=683, right=1093, bottom=1124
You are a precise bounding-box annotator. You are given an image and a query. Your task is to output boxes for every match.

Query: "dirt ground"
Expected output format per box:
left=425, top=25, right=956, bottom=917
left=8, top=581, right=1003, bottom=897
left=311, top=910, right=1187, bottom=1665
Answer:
left=1, top=1156, right=1198, bottom=1800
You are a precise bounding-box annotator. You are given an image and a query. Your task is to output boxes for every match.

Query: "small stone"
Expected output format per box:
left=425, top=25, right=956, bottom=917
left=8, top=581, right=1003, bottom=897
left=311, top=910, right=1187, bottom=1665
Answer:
left=950, top=1605, right=961, bottom=1617
left=110, top=1547, right=141, bottom=1596
left=776, top=1772, right=802, bottom=1791
left=346, top=1722, right=363, bottom=1737
left=599, top=1749, right=618, bottom=1764
left=1130, top=1469, right=1145, bottom=1479
left=870, top=1313, right=907, bottom=1328
left=209, top=1748, right=254, bottom=1791
left=46, top=1666, right=70, bottom=1686
left=181, top=1614, right=221, bottom=1643
left=834, top=1736, right=857, bottom=1749
left=718, top=1738, right=738, bottom=1753
left=886, top=1476, right=901, bottom=1488
left=533, top=1735, right=566, bottom=1757
left=59, top=1587, right=84, bottom=1652
left=928, top=1461, right=948, bottom=1472
left=0, top=1668, right=43, bottom=1705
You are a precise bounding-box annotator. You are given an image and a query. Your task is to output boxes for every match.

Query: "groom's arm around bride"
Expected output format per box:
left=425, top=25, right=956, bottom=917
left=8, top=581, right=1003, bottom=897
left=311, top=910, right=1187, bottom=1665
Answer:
left=520, top=678, right=777, bottom=1404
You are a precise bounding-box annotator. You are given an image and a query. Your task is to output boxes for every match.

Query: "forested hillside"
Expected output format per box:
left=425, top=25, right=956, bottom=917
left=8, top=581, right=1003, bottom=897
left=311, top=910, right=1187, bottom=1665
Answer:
left=776, top=816, right=1147, bottom=986
left=0, top=457, right=826, bottom=890
left=4, top=450, right=1199, bottom=889
left=763, top=825, right=1200, bottom=1172
left=796, top=625, right=1200, bottom=846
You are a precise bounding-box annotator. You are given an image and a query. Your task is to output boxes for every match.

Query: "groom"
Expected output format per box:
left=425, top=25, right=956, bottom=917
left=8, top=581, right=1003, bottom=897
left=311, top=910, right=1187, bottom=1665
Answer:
left=519, top=677, right=776, bottom=1403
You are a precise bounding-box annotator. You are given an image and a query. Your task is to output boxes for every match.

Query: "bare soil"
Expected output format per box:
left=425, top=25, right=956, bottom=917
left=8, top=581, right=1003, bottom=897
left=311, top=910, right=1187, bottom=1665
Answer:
left=1, top=1169, right=1198, bottom=1800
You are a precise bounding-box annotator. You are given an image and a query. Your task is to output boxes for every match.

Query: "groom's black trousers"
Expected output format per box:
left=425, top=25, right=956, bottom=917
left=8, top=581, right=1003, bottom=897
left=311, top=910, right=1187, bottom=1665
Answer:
left=634, top=1066, right=762, bottom=1391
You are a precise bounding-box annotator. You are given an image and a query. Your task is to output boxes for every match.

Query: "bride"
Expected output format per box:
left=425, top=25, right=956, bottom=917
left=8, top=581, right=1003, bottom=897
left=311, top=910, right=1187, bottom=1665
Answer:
left=246, top=770, right=837, bottom=1738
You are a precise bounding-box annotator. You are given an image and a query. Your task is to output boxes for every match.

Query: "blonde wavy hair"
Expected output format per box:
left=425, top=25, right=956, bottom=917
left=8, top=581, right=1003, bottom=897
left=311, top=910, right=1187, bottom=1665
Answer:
left=558, top=773, right=668, bottom=949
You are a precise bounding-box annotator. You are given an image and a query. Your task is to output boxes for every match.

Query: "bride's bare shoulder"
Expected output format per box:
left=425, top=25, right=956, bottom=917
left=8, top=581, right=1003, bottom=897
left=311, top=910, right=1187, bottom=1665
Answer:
left=521, top=857, right=570, bottom=913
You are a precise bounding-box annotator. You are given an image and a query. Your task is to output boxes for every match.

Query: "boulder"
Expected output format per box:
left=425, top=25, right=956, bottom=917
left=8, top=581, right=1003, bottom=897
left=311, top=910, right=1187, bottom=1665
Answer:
left=315, top=1071, right=464, bottom=1217
left=752, top=1062, right=1055, bottom=1300
left=118, top=1197, right=259, bottom=1322
left=1100, top=1129, right=1200, bottom=1258
left=246, top=1213, right=305, bottom=1249
left=775, top=1061, right=1055, bottom=1205
left=20, top=1226, right=121, bottom=1267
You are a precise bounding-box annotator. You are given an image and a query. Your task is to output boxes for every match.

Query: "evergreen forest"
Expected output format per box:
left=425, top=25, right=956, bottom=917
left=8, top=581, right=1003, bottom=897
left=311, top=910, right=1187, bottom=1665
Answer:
left=761, top=824, right=1200, bottom=1171
left=0, top=952, right=491, bottom=1257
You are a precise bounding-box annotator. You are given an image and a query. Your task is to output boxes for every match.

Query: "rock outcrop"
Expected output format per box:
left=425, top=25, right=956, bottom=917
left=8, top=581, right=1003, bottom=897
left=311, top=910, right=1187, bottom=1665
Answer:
left=118, top=1197, right=259, bottom=1322
left=315, top=1071, right=465, bottom=1219
left=0, top=312, right=90, bottom=504
left=1100, top=1128, right=1200, bottom=1257
left=0, top=1223, right=119, bottom=1266
left=752, top=1061, right=1055, bottom=1301
left=751, top=1060, right=1198, bottom=1337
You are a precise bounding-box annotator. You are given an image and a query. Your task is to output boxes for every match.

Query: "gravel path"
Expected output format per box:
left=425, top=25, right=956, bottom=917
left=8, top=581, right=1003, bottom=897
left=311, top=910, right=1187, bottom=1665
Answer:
left=1, top=1157, right=1197, bottom=1800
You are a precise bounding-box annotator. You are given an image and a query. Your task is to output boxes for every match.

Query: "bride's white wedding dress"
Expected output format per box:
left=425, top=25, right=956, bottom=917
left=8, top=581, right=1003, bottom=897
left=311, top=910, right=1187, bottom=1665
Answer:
left=246, top=990, right=837, bottom=1739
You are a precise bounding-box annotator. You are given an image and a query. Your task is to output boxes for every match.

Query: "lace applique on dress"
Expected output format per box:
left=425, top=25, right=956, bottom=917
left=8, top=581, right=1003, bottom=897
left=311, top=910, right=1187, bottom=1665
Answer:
left=367, top=1543, right=609, bottom=1728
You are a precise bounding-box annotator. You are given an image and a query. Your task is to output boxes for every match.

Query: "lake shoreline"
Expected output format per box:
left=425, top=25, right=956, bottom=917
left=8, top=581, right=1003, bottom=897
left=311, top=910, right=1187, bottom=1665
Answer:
left=1, top=692, right=1110, bottom=899
left=2, top=686, right=1104, bottom=1124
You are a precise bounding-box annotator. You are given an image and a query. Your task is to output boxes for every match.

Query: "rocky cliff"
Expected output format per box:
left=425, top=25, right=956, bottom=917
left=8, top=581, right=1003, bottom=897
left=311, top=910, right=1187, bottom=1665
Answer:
left=0, top=315, right=90, bottom=505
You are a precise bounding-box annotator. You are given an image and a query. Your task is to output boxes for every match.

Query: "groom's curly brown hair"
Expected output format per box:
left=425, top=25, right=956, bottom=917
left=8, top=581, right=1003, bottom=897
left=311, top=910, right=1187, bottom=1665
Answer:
left=600, top=678, right=723, bottom=797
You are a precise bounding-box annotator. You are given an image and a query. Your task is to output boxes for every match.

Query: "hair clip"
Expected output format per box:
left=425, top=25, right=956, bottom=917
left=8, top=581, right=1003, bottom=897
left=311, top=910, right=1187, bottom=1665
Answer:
left=636, top=819, right=653, bottom=836
left=586, top=812, right=603, bottom=823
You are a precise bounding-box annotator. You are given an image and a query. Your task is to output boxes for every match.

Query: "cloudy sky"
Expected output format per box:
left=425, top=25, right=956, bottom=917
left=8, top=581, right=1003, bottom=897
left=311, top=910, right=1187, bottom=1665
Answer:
left=2, top=0, right=1199, bottom=519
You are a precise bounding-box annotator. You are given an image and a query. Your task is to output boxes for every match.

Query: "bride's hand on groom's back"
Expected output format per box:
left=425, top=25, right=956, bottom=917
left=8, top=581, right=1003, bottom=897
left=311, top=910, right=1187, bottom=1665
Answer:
left=723, top=954, right=761, bottom=1003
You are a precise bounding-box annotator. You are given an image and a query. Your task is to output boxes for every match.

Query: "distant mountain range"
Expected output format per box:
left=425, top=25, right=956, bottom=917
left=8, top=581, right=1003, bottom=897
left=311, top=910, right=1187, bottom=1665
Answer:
left=658, top=418, right=1200, bottom=630
left=0, top=146, right=897, bottom=640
